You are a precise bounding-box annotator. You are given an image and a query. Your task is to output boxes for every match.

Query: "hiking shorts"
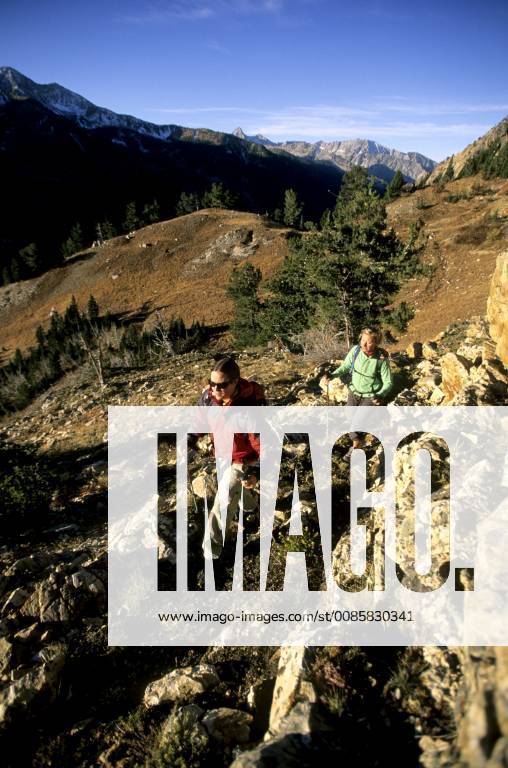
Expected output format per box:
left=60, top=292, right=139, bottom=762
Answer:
left=347, top=390, right=378, bottom=441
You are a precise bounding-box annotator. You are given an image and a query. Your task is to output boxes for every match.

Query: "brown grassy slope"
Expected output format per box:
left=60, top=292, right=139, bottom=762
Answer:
left=386, top=176, right=508, bottom=349
left=0, top=210, right=291, bottom=362
left=1, top=178, right=508, bottom=362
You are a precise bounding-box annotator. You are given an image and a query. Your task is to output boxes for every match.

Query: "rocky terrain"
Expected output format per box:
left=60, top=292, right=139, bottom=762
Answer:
left=232, top=129, right=437, bottom=183
left=2, top=254, right=508, bottom=765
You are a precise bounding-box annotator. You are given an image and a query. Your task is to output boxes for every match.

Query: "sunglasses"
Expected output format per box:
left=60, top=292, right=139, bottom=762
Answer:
left=209, top=379, right=232, bottom=390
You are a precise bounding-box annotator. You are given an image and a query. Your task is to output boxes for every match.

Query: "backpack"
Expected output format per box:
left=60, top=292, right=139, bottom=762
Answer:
left=341, top=345, right=361, bottom=386
left=343, top=345, right=386, bottom=390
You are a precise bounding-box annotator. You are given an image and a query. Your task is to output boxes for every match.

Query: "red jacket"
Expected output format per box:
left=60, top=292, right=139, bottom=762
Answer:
left=197, top=377, right=266, bottom=463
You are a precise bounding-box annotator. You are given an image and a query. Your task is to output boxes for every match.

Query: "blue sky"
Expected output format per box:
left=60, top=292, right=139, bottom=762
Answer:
left=1, top=0, right=507, bottom=160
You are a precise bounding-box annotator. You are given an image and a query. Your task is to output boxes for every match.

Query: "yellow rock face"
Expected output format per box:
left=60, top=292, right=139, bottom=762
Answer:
left=440, top=352, right=472, bottom=403
left=487, top=250, right=508, bottom=366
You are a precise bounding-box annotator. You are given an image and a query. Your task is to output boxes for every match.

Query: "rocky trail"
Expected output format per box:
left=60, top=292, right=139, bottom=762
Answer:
left=2, top=297, right=508, bottom=765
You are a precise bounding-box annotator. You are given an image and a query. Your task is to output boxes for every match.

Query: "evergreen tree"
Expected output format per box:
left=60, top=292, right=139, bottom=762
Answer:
left=320, top=209, right=332, bottom=230
left=63, top=296, right=82, bottom=333
left=35, top=325, right=46, bottom=348
left=443, top=158, right=454, bottom=182
left=385, top=169, right=405, bottom=199
left=61, top=223, right=83, bottom=258
left=123, top=202, right=139, bottom=232
left=18, top=243, right=40, bottom=276
left=283, top=188, right=303, bottom=227
left=87, top=295, right=100, bottom=321
left=259, top=167, right=422, bottom=344
left=227, top=262, right=263, bottom=346
left=202, top=182, right=236, bottom=209
left=337, top=166, right=372, bottom=204
left=13, top=348, right=23, bottom=371
left=142, top=199, right=161, bottom=224
left=99, top=220, right=117, bottom=240
left=47, top=311, right=64, bottom=349
left=9, top=256, right=21, bottom=282
left=175, top=192, right=201, bottom=216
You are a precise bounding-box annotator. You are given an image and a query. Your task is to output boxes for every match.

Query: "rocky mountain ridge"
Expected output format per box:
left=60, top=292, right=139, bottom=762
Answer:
left=426, top=114, right=508, bottom=184
left=0, top=66, right=177, bottom=140
left=0, top=67, right=342, bottom=266
left=232, top=127, right=437, bottom=182
left=0, top=68, right=436, bottom=186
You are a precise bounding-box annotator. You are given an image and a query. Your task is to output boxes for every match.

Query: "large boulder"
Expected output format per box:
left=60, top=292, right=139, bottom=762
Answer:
left=0, top=642, right=66, bottom=726
left=267, top=646, right=317, bottom=737
left=487, top=250, right=508, bottom=366
left=440, top=352, right=472, bottom=402
left=202, top=707, right=253, bottom=744
left=143, top=663, right=219, bottom=707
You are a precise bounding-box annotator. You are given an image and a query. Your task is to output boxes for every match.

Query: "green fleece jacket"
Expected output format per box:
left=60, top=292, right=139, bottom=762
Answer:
left=331, top=345, right=393, bottom=398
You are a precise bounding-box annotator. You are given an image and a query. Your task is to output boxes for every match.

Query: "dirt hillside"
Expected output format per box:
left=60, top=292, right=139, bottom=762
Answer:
left=387, top=176, right=508, bottom=349
left=0, top=210, right=292, bottom=362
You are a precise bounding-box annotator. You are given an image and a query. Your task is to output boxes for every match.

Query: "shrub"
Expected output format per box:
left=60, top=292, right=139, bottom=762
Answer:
left=288, top=321, right=348, bottom=364
left=387, top=302, right=415, bottom=333
left=0, top=443, right=54, bottom=533
left=150, top=707, right=210, bottom=768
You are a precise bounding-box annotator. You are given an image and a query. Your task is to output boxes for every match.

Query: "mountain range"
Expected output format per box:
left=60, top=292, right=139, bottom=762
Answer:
left=233, top=127, right=436, bottom=182
left=0, top=66, right=434, bottom=183
left=1, top=65, right=506, bottom=286
left=0, top=66, right=342, bottom=269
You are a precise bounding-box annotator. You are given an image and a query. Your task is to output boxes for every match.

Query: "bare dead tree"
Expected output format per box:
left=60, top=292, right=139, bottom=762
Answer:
left=338, top=291, right=353, bottom=348
left=151, top=310, right=176, bottom=357
left=78, top=324, right=105, bottom=388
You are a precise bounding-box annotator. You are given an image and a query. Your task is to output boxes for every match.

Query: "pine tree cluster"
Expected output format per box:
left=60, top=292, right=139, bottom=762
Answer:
left=227, top=168, right=429, bottom=348
left=459, top=126, right=508, bottom=179
left=0, top=297, right=207, bottom=413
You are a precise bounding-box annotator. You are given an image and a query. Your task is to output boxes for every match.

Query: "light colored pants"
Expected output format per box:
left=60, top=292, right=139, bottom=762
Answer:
left=347, top=390, right=377, bottom=441
left=202, top=461, right=258, bottom=558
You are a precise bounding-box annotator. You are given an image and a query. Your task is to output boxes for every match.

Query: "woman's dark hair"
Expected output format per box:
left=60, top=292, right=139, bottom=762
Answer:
left=212, top=357, right=240, bottom=380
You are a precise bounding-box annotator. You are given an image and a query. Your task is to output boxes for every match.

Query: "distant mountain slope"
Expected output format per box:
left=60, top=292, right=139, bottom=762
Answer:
left=0, top=67, right=342, bottom=274
left=232, top=128, right=437, bottom=182
left=426, top=115, right=508, bottom=183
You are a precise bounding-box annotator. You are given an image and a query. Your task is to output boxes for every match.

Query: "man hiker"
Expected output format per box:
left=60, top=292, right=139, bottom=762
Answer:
left=323, top=328, right=393, bottom=457
left=196, top=357, right=266, bottom=559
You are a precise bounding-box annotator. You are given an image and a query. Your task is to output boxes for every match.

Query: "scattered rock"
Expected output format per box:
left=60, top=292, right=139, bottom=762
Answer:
left=406, top=342, right=423, bottom=358
left=247, top=678, right=276, bottom=734
left=422, top=341, right=439, bottom=360
left=202, top=707, right=253, bottom=744
left=143, top=663, right=220, bottom=707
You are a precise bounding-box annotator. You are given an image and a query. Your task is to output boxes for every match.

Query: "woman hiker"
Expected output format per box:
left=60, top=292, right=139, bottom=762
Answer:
left=323, top=327, right=393, bottom=457
left=195, top=357, right=266, bottom=559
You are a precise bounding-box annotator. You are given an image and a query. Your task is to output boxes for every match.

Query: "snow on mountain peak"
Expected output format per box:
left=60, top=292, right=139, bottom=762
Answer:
left=0, top=66, right=177, bottom=141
